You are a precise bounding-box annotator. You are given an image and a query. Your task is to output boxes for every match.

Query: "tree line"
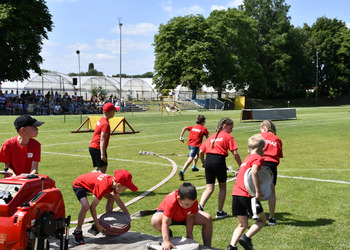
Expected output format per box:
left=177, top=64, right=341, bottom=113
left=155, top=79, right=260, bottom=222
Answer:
left=153, top=0, right=350, bottom=99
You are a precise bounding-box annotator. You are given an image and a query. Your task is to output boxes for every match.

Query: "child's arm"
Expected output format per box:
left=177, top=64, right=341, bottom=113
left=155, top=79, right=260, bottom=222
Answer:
left=100, top=132, right=108, bottom=161
left=161, top=215, right=175, bottom=250
left=30, top=161, right=39, bottom=175
left=179, top=127, right=190, bottom=143
left=114, top=193, right=130, bottom=216
left=185, top=213, right=195, bottom=239
left=90, top=197, right=106, bottom=233
left=231, top=149, right=242, bottom=168
left=199, top=149, right=205, bottom=168
left=251, top=164, right=262, bottom=201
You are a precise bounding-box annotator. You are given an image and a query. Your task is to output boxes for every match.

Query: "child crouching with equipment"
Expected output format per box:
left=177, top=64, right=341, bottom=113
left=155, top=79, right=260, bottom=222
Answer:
left=72, top=169, right=138, bottom=245
left=151, top=182, right=212, bottom=250
left=228, top=134, right=266, bottom=250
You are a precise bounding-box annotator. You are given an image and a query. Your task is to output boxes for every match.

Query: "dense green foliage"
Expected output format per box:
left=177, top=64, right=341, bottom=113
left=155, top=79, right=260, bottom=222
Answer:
left=153, top=0, right=350, bottom=99
left=0, top=0, right=53, bottom=82
left=1, top=106, right=349, bottom=249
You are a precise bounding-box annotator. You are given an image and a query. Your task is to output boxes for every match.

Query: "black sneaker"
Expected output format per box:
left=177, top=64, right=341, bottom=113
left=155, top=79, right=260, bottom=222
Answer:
left=268, top=218, right=277, bottom=226
left=191, top=167, right=199, bottom=172
left=198, top=205, right=204, bottom=211
left=239, top=234, right=253, bottom=250
left=88, top=223, right=99, bottom=236
left=73, top=229, right=85, bottom=245
left=178, top=171, right=184, bottom=181
left=216, top=211, right=228, bottom=218
left=227, top=245, right=238, bottom=250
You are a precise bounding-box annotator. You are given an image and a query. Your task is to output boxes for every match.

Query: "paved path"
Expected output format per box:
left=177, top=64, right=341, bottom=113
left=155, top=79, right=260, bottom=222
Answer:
left=50, top=223, right=222, bottom=250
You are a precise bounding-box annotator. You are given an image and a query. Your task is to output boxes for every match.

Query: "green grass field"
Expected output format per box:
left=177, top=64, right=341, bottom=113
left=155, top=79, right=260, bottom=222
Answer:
left=1, top=106, right=349, bottom=249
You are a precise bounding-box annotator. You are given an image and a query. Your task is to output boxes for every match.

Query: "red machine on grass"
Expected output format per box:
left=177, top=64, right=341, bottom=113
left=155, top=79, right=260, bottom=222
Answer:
left=0, top=170, right=70, bottom=250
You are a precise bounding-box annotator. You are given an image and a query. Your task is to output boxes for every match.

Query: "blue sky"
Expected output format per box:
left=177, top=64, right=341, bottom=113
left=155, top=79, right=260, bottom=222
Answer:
left=40, top=0, right=350, bottom=76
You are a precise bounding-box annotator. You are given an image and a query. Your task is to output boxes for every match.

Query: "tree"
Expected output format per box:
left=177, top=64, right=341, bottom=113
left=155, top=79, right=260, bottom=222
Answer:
left=153, top=15, right=212, bottom=99
left=241, top=0, right=294, bottom=98
left=308, top=17, right=350, bottom=97
left=0, top=0, right=53, bottom=82
left=205, top=8, right=262, bottom=98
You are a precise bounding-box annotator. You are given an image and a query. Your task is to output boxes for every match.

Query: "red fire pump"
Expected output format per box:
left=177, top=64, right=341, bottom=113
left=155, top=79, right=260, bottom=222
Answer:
left=0, top=170, right=70, bottom=250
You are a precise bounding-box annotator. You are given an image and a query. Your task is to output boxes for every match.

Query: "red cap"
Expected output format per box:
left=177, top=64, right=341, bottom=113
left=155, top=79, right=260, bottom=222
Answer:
left=114, top=170, right=138, bottom=192
left=102, top=102, right=117, bottom=112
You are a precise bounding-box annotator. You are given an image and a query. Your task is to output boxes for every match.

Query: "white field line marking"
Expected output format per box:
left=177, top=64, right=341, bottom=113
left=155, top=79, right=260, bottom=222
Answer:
left=279, top=175, right=350, bottom=185
left=41, top=151, right=171, bottom=167
left=279, top=169, right=350, bottom=172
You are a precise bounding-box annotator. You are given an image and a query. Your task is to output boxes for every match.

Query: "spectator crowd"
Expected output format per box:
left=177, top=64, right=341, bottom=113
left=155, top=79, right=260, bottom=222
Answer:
left=0, top=89, right=126, bottom=115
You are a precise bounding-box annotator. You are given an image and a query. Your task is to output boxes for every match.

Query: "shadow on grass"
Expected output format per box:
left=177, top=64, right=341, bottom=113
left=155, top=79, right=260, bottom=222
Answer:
left=274, top=212, right=335, bottom=227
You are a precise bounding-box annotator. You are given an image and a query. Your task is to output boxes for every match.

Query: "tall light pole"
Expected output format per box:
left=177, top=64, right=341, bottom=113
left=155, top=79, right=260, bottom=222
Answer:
left=76, top=50, right=82, bottom=99
left=316, top=49, right=318, bottom=102
left=118, top=18, right=122, bottom=100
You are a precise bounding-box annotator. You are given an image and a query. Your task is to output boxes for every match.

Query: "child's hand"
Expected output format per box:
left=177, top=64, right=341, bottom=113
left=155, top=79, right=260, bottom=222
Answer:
left=255, top=192, right=262, bottom=201
left=96, top=223, right=106, bottom=234
left=180, top=137, right=184, bottom=143
left=162, top=240, right=176, bottom=250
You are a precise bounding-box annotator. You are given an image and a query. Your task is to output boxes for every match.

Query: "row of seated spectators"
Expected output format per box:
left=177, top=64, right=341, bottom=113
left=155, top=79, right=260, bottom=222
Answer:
left=0, top=89, right=126, bottom=115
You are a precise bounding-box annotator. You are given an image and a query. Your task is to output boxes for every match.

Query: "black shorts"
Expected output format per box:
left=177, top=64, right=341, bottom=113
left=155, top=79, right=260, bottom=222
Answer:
left=73, top=185, right=88, bottom=201
left=89, top=147, right=108, bottom=168
left=232, top=195, right=264, bottom=217
left=156, top=210, right=186, bottom=226
left=205, top=153, right=227, bottom=184
left=264, top=161, right=278, bottom=186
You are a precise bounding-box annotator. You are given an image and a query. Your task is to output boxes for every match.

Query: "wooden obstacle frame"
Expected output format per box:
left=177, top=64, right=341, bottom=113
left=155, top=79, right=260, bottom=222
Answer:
left=70, top=116, right=140, bottom=135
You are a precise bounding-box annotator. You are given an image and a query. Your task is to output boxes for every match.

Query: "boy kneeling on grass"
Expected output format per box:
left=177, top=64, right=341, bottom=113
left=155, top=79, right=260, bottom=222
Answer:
left=72, top=169, right=138, bottom=245
left=228, top=134, right=266, bottom=250
left=151, top=182, right=212, bottom=250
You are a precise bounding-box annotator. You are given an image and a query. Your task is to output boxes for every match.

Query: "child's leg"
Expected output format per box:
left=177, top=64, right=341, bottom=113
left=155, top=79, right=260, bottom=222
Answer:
left=181, top=156, right=194, bottom=172
left=77, top=197, right=90, bottom=231
left=268, top=184, right=276, bottom=219
left=194, top=211, right=213, bottom=247
left=199, top=183, right=215, bottom=208
left=192, top=153, right=199, bottom=168
left=151, top=212, right=163, bottom=232
left=230, top=215, right=249, bottom=247
left=104, top=193, right=114, bottom=213
left=218, top=182, right=226, bottom=211
left=245, top=211, right=266, bottom=238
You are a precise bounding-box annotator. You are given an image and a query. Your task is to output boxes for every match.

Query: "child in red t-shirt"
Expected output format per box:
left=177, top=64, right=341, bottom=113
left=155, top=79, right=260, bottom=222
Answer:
left=72, top=169, right=138, bottom=245
left=228, top=134, right=266, bottom=250
left=151, top=183, right=212, bottom=250
left=260, top=120, right=283, bottom=226
left=0, top=115, right=44, bottom=176
left=198, top=117, right=242, bottom=219
left=178, top=115, right=209, bottom=181
left=89, top=102, right=118, bottom=173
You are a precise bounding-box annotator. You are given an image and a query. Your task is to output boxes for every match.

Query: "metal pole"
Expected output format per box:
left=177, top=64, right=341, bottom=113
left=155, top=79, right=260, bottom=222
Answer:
left=119, top=18, right=122, bottom=100
left=316, top=49, right=318, bottom=103
left=76, top=50, right=82, bottom=123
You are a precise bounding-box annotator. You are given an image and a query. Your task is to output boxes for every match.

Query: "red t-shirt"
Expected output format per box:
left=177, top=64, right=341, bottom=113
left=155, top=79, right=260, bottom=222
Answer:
left=200, top=131, right=238, bottom=157
left=232, top=154, right=264, bottom=197
left=158, top=190, right=199, bottom=222
left=187, top=124, right=209, bottom=147
left=260, top=132, right=283, bottom=164
left=73, top=172, right=114, bottom=200
left=0, top=136, right=41, bottom=175
left=89, top=117, right=111, bottom=150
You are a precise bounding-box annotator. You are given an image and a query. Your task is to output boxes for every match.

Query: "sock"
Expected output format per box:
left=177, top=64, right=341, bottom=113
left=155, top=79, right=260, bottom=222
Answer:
left=180, top=170, right=185, bottom=174
left=192, top=166, right=196, bottom=169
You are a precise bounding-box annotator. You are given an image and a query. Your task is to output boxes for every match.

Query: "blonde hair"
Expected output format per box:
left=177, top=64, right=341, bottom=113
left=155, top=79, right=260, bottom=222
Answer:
left=260, top=120, right=276, bottom=135
left=210, top=118, right=233, bottom=149
left=248, top=134, right=265, bottom=152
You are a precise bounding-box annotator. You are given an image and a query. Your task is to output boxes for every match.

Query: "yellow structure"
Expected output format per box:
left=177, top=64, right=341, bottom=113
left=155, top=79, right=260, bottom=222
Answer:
left=71, top=116, right=139, bottom=135
left=234, top=96, right=245, bottom=110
